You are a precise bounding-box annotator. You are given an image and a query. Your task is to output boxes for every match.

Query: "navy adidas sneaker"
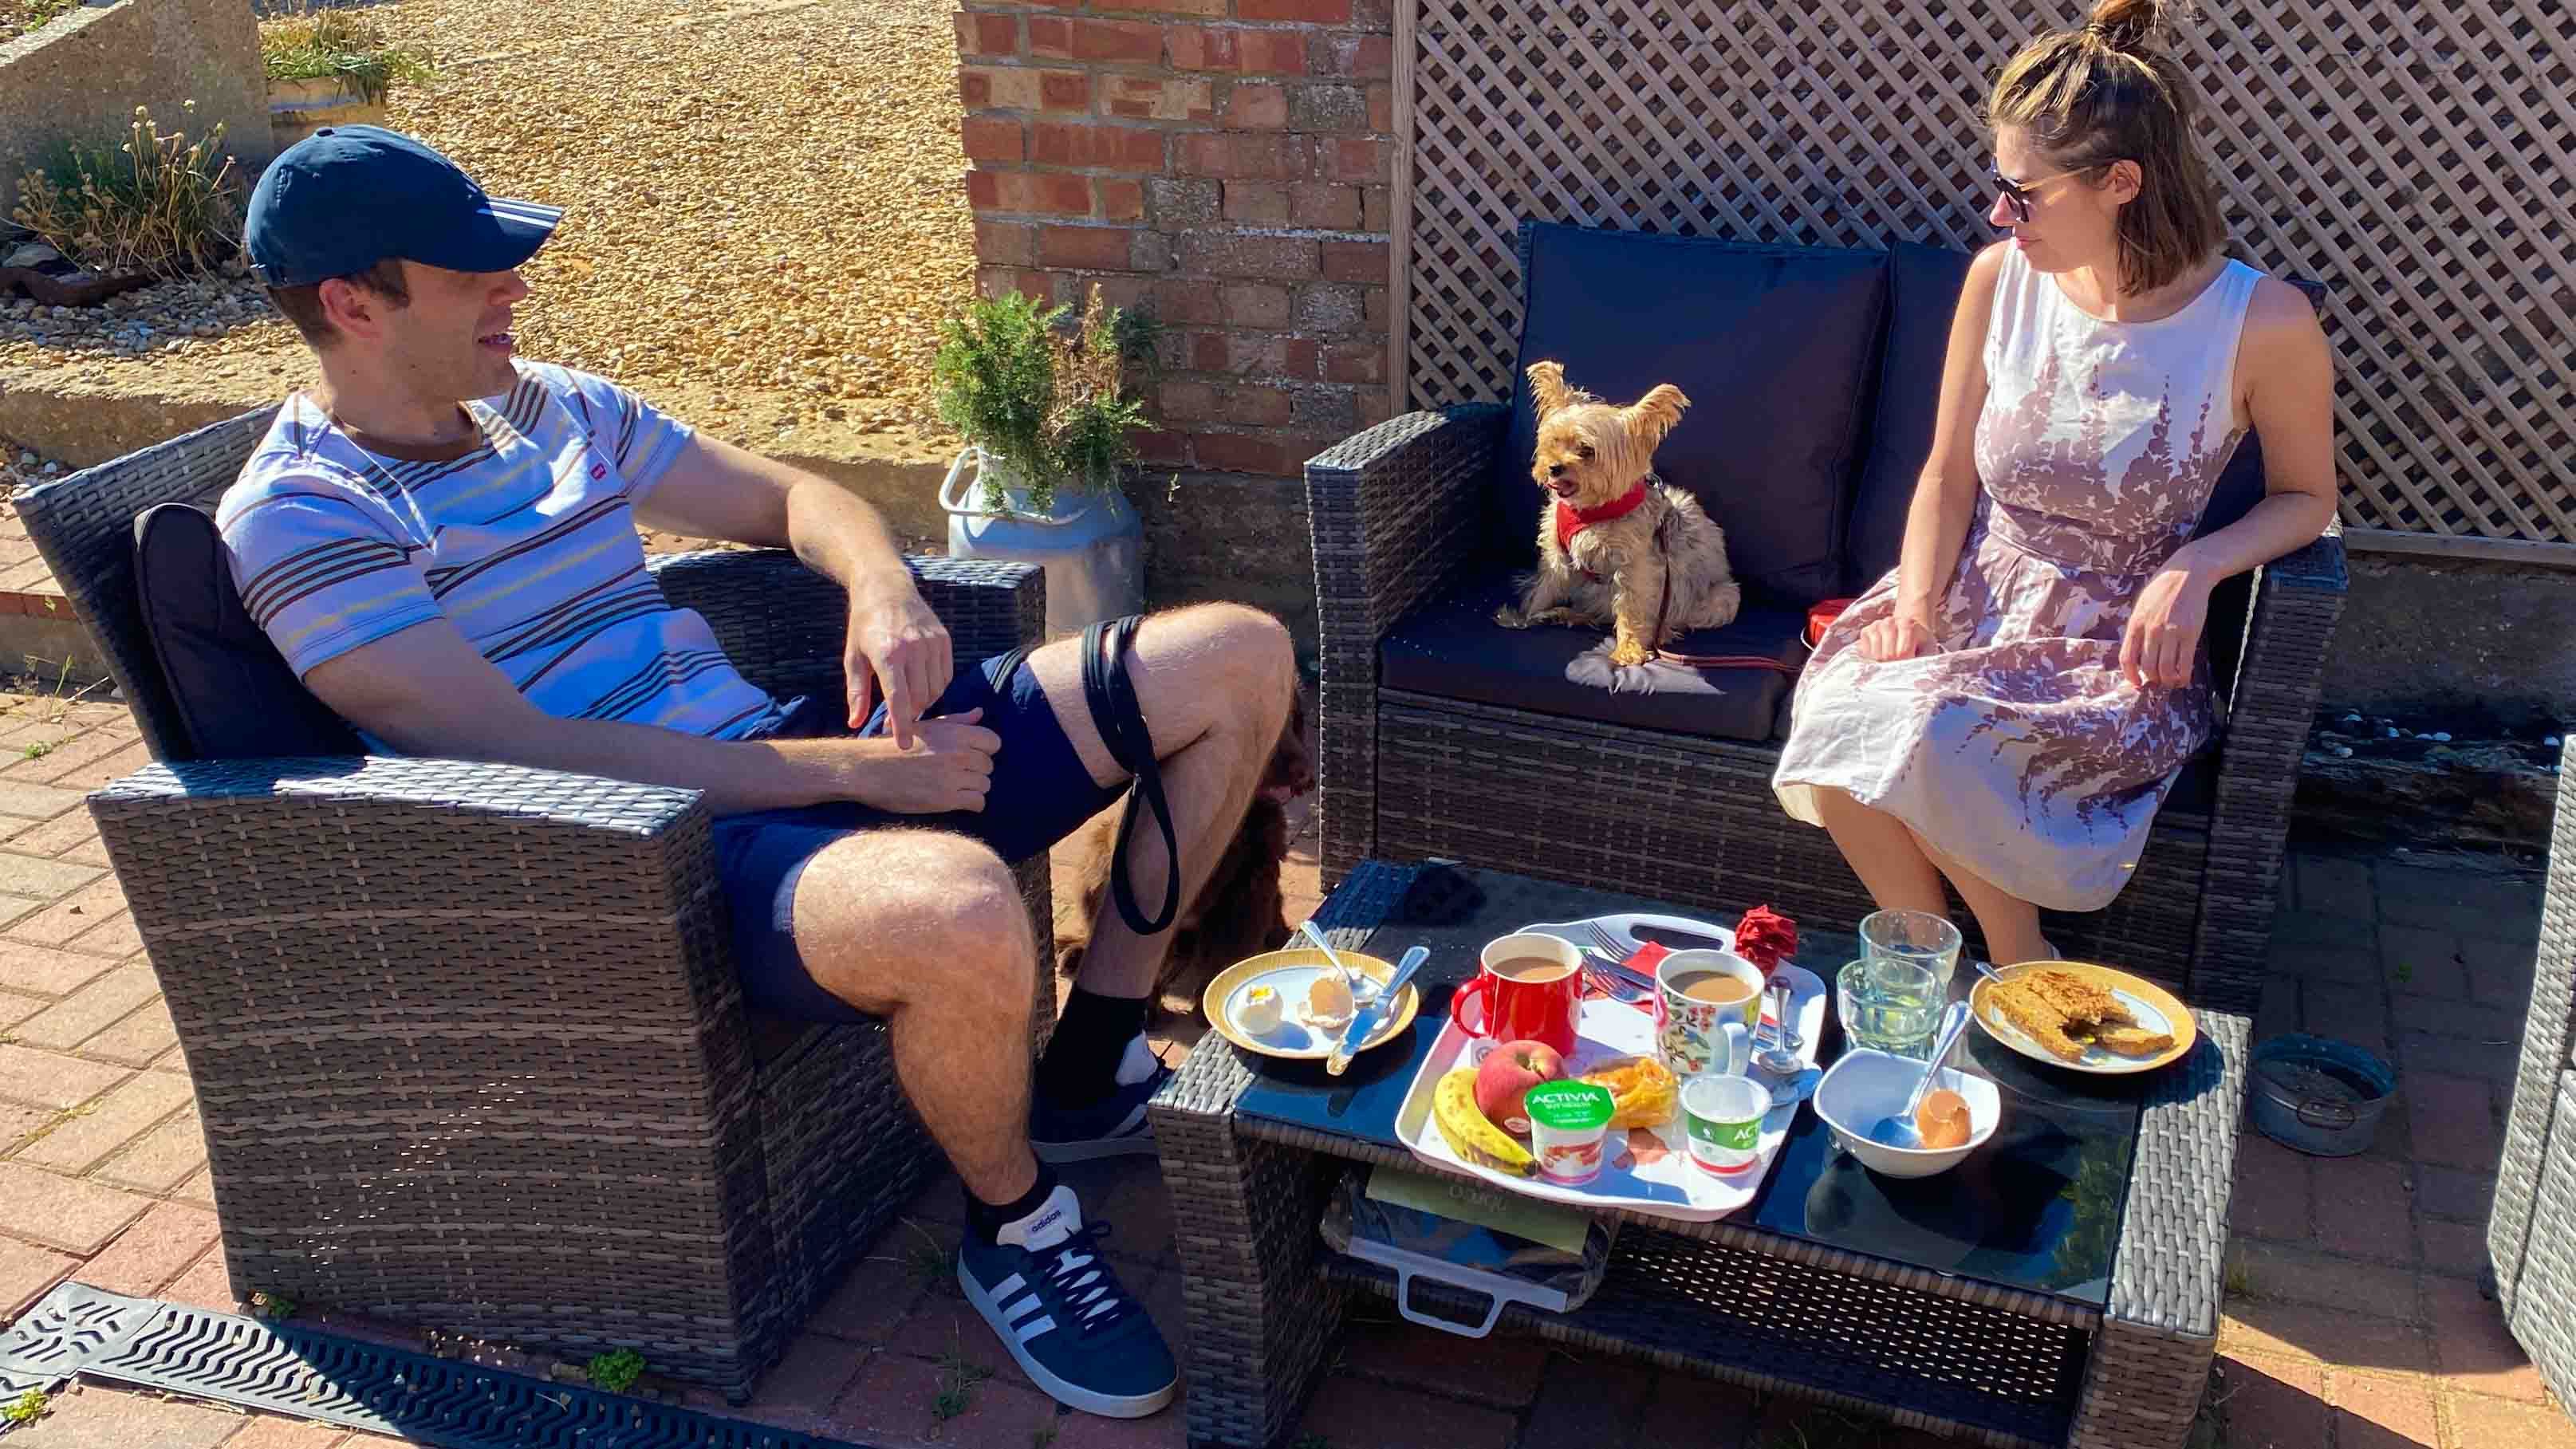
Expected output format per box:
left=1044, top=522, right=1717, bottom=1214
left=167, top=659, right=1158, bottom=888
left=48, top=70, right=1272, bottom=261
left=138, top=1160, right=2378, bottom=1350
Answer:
left=958, top=1183, right=1177, bottom=1418
left=1030, top=1035, right=1171, bottom=1164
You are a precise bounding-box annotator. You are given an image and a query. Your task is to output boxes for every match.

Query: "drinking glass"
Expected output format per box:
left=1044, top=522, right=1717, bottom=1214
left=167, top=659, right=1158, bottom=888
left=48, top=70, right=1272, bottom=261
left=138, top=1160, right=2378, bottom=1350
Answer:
left=1836, top=956, right=1940, bottom=1057
left=1861, top=908, right=1965, bottom=994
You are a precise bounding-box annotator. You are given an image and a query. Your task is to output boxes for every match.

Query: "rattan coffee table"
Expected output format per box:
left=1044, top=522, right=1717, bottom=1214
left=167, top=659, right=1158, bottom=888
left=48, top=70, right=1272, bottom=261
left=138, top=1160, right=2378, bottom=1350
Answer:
left=1148, top=860, right=2247, bottom=1448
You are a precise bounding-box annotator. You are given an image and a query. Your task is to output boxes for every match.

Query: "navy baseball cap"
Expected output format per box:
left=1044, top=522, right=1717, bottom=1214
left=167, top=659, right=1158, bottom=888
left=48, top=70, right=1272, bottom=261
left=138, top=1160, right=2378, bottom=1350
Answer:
left=243, top=125, right=561, bottom=288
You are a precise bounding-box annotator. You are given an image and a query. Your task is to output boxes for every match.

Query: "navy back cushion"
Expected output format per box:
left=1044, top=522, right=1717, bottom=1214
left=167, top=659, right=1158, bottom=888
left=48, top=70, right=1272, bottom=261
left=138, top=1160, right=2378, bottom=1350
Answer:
left=1843, top=242, right=2298, bottom=593
left=132, top=502, right=363, bottom=762
left=1843, top=242, right=1976, bottom=591
left=1498, top=222, right=1889, bottom=608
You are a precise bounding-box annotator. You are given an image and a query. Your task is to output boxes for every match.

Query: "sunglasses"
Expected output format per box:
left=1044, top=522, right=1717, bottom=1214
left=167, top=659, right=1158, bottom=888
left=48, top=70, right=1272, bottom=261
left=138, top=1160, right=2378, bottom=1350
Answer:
left=1987, top=160, right=2103, bottom=224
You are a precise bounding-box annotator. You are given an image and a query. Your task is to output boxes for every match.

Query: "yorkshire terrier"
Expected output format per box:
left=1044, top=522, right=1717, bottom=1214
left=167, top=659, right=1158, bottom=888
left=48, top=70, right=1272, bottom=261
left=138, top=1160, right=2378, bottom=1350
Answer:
left=1495, top=361, right=1739, bottom=666
left=1054, top=686, right=1315, bottom=1018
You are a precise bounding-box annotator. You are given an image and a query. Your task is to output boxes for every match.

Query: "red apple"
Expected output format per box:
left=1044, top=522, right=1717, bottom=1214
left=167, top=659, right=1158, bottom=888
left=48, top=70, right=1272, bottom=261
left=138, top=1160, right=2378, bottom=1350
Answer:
left=1474, top=1039, right=1566, bottom=1136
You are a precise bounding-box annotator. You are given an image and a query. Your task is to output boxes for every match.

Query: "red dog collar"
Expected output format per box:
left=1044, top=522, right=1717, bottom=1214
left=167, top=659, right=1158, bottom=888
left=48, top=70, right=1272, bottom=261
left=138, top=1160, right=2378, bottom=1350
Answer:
left=1553, top=480, right=1650, bottom=554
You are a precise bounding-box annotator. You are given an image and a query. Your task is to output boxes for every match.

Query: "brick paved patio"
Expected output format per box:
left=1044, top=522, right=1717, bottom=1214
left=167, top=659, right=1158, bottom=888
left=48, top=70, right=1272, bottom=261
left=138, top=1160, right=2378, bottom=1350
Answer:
left=0, top=681, right=2558, bottom=1448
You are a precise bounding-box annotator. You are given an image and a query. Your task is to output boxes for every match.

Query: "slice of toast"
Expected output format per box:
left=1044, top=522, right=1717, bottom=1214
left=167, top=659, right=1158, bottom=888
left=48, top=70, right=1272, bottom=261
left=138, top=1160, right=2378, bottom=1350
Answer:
left=2024, top=970, right=2134, bottom=1030
left=1987, top=979, right=2091, bottom=1062
left=2092, top=1025, right=2175, bottom=1057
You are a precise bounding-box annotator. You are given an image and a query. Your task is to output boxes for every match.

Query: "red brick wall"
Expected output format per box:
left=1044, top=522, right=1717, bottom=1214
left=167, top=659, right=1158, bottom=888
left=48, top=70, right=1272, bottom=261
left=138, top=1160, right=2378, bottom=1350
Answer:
left=954, top=0, right=1396, bottom=479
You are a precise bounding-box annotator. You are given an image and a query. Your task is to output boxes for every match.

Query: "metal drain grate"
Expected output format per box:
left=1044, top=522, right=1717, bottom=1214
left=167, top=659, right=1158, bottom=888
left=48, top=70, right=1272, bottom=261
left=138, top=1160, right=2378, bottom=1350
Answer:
left=0, top=1282, right=869, bottom=1447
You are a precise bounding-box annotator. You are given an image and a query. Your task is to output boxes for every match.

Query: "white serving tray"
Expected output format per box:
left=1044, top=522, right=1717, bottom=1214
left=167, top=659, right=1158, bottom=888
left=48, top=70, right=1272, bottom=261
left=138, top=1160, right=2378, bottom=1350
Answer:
left=1390, top=915, right=1823, bottom=1224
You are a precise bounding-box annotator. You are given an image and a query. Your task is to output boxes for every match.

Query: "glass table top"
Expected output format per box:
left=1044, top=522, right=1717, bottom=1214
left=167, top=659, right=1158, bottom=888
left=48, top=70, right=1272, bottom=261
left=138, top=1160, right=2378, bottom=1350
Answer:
left=1226, top=861, right=2148, bottom=1307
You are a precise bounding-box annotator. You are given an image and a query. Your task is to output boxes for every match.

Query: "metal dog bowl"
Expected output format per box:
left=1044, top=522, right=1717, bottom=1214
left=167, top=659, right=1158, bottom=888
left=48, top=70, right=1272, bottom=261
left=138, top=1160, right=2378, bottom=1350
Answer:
left=2247, top=1033, right=2397, bottom=1157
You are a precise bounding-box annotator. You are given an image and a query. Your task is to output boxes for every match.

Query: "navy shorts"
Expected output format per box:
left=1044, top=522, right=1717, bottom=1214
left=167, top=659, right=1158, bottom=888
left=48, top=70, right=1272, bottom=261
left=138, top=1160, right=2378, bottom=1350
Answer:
left=711, top=649, right=1122, bottom=1022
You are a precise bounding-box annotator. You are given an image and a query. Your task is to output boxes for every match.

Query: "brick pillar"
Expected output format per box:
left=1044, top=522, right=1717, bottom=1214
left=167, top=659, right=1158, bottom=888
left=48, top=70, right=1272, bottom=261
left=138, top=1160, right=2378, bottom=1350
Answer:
left=953, top=0, right=1396, bottom=486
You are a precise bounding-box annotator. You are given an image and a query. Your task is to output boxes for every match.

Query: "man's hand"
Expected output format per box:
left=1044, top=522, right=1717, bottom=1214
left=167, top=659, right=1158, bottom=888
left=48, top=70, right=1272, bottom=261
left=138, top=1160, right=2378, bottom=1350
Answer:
left=848, top=708, right=998, bottom=813
left=845, top=581, right=952, bottom=747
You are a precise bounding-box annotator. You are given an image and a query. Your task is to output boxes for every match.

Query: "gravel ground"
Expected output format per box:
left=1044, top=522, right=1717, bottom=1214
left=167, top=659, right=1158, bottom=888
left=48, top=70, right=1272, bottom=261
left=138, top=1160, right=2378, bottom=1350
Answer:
left=0, top=0, right=974, bottom=438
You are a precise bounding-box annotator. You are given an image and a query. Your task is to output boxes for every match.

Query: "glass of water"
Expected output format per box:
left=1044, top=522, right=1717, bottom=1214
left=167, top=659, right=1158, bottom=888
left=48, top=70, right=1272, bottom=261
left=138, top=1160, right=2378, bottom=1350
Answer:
left=1861, top=909, right=1965, bottom=994
left=1837, top=956, right=1941, bottom=1057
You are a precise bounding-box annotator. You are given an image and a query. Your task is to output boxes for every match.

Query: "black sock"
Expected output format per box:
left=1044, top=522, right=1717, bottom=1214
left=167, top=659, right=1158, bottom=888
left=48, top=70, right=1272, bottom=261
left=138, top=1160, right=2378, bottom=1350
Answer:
left=1035, top=986, right=1150, bottom=1108
left=967, top=1162, right=1061, bottom=1243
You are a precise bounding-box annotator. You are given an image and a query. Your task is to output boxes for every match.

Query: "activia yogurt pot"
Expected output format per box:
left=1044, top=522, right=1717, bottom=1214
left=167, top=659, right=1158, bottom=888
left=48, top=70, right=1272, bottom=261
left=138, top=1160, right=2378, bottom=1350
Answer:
left=1524, top=1080, right=1617, bottom=1186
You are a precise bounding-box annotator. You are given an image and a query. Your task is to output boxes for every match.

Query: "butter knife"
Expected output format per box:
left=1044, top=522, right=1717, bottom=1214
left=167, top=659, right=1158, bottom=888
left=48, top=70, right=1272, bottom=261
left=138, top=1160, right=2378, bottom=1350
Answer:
left=1326, top=945, right=1430, bottom=1077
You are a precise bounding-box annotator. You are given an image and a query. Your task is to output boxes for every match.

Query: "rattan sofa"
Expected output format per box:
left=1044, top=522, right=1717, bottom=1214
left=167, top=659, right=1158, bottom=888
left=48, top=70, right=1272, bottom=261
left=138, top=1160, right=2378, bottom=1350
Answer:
left=1308, top=222, right=2347, bottom=1014
left=14, top=408, right=1055, bottom=1401
left=2491, top=736, right=2576, bottom=1408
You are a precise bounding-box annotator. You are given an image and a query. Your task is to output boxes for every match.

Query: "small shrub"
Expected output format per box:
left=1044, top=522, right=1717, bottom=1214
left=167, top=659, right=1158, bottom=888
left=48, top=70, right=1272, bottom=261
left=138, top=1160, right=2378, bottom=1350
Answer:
left=250, top=1290, right=297, bottom=1320
left=258, top=8, right=434, bottom=104
left=585, top=1348, right=646, bottom=1394
left=11, top=104, right=242, bottom=281
left=2, top=1388, right=48, bottom=1425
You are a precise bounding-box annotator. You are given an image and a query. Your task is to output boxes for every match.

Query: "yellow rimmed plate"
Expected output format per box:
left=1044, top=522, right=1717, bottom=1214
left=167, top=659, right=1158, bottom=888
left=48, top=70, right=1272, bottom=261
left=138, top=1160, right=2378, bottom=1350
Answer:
left=1967, top=961, right=2196, bottom=1075
left=1203, top=947, right=1420, bottom=1061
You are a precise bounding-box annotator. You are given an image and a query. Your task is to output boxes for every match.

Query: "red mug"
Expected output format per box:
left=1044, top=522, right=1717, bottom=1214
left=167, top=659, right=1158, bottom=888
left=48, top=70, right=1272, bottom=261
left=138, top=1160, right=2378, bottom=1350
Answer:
left=1449, top=932, right=1582, bottom=1057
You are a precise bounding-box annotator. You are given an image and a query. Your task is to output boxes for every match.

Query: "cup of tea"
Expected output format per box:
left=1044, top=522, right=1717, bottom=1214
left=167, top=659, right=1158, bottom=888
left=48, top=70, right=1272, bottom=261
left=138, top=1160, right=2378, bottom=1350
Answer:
left=1450, top=932, right=1582, bottom=1057
left=1653, top=949, right=1765, bottom=1075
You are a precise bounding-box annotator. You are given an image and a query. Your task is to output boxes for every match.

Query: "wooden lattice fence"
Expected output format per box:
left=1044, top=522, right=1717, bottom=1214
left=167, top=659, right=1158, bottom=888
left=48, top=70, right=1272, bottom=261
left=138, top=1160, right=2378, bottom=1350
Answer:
left=1394, top=0, right=2576, bottom=545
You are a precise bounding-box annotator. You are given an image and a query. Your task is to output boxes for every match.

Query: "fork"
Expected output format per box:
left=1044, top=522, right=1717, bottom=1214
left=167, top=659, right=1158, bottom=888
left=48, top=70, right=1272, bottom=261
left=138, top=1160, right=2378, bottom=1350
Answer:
left=1579, top=959, right=1654, bottom=1004
left=1558, top=920, right=1654, bottom=1003
left=1566, top=919, right=1631, bottom=959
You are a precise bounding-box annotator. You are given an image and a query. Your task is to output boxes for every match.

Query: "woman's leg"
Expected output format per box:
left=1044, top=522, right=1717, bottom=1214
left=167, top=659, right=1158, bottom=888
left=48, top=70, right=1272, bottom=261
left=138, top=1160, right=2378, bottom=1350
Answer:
left=1906, top=827, right=2055, bottom=965
left=1813, top=787, right=1949, bottom=915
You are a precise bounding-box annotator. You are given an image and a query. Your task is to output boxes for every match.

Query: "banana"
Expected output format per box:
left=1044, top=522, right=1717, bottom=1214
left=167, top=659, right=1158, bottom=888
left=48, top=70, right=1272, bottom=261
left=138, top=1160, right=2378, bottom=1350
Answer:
left=1432, top=1068, right=1535, bottom=1176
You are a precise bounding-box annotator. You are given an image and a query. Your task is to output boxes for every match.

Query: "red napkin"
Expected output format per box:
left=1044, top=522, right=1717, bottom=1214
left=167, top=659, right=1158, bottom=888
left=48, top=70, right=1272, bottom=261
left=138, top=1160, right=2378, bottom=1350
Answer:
left=1734, top=904, right=1797, bottom=973
left=1621, top=940, right=1672, bottom=978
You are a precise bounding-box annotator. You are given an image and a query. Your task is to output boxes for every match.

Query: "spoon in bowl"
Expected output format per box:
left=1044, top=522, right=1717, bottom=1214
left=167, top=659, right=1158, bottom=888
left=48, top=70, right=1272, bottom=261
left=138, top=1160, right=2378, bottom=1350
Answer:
left=1869, top=1001, right=1974, bottom=1150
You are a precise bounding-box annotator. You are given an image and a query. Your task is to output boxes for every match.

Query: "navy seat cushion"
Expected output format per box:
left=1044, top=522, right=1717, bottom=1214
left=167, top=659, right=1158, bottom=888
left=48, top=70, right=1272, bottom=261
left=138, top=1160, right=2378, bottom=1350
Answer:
left=132, top=502, right=363, bottom=762
left=1498, top=222, right=1889, bottom=608
left=1381, top=571, right=1806, bottom=743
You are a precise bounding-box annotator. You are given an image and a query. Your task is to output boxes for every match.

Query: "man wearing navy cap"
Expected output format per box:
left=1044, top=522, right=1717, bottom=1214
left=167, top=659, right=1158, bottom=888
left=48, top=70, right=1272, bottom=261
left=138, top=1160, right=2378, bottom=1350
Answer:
left=224, top=126, right=1294, bottom=1419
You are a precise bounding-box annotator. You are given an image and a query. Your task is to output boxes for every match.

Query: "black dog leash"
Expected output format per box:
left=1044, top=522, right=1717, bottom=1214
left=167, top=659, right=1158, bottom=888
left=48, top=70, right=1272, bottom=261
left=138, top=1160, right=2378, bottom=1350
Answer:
left=1083, top=615, right=1180, bottom=936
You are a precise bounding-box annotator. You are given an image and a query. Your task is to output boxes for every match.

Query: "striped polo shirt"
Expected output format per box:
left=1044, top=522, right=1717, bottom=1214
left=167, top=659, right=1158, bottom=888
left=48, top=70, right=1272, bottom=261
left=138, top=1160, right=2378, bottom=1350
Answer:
left=218, top=361, right=790, bottom=747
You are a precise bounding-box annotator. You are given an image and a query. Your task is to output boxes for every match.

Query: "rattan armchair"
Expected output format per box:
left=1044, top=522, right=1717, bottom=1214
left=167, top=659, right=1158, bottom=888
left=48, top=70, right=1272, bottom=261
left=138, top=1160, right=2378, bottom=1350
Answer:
left=14, top=408, right=1054, bottom=1401
left=1307, top=403, right=2347, bottom=1017
left=2491, top=737, right=2576, bottom=1408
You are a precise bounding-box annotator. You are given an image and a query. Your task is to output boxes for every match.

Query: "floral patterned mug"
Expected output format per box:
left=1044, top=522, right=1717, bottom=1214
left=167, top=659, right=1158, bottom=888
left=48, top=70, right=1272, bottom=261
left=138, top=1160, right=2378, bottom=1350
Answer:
left=1652, top=949, right=1765, bottom=1075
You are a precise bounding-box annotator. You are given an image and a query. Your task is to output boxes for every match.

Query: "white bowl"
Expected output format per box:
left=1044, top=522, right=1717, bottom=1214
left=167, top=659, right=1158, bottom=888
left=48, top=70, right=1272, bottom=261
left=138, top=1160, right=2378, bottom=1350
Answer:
left=1813, top=1049, right=2001, bottom=1178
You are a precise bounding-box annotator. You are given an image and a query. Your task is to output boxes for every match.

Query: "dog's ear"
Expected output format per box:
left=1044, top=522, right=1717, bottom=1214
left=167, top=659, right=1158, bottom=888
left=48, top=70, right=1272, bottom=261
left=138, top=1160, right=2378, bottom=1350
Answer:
left=1622, top=384, right=1690, bottom=447
left=1526, top=360, right=1574, bottom=417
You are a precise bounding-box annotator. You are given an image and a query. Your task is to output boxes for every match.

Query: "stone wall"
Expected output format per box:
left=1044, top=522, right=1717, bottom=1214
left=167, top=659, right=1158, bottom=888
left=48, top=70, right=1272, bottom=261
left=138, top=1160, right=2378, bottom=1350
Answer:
left=0, top=0, right=270, bottom=218
left=951, top=0, right=1397, bottom=640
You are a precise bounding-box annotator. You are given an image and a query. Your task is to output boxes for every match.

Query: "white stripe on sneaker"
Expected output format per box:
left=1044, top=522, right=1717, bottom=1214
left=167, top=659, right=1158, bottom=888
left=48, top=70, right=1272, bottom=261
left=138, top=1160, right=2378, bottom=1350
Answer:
left=1013, top=1314, right=1058, bottom=1343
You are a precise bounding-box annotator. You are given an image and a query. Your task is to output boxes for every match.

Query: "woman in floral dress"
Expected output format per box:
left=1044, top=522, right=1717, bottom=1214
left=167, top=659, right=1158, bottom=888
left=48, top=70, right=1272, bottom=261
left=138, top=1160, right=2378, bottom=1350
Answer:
left=1773, top=0, right=2338, bottom=965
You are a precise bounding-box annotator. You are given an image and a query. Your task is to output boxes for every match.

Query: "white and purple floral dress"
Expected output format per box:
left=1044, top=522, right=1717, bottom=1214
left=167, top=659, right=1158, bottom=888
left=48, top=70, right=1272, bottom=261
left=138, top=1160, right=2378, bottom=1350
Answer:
left=1774, top=247, right=2262, bottom=911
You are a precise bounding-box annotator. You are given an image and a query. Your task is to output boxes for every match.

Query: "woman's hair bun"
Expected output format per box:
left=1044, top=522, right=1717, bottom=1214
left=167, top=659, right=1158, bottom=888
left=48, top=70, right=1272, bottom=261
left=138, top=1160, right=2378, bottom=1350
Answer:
left=2084, top=0, right=2175, bottom=52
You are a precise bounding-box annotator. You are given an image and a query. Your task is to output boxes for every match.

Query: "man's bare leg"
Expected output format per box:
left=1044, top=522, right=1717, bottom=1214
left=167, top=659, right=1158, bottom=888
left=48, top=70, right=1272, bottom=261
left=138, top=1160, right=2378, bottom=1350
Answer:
left=1026, top=603, right=1298, bottom=996
left=788, top=827, right=1180, bottom=1418
left=1018, top=604, right=1296, bottom=1131
left=789, top=827, right=1039, bottom=1204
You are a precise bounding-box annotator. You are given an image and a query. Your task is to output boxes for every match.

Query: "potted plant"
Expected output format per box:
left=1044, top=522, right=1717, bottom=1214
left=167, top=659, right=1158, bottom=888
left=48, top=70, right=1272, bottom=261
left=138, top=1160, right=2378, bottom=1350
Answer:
left=932, top=285, right=1162, bottom=632
left=259, top=8, right=434, bottom=152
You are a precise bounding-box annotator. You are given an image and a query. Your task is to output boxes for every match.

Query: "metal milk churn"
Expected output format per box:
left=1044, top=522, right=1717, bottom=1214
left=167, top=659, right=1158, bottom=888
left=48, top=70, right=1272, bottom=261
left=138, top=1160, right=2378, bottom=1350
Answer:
left=940, top=447, right=1144, bottom=637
